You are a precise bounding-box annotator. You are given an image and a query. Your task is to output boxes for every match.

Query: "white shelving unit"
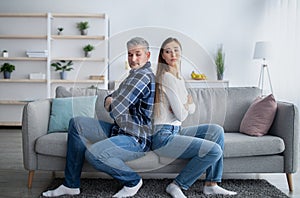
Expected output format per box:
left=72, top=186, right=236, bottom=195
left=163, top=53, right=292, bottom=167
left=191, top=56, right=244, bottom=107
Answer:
left=0, top=13, right=109, bottom=126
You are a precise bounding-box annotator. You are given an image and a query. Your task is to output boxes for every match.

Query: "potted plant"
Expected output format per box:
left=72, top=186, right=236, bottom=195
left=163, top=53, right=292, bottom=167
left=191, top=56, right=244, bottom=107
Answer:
left=215, top=45, right=225, bottom=80
left=51, top=60, right=73, bottom=80
left=77, top=21, right=89, bottom=35
left=0, top=62, right=15, bottom=79
left=83, top=44, right=95, bottom=57
left=2, top=50, right=8, bottom=58
left=57, top=27, right=64, bottom=35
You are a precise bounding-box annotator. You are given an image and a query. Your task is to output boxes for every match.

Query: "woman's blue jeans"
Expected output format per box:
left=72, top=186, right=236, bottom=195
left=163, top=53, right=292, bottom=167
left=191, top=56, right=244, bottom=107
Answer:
left=63, top=116, right=145, bottom=188
left=151, top=124, right=224, bottom=190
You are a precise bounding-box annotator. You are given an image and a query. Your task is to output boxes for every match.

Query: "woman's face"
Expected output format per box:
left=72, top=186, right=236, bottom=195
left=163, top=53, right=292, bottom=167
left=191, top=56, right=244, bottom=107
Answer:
left=162, top=41, right=181, bottom=67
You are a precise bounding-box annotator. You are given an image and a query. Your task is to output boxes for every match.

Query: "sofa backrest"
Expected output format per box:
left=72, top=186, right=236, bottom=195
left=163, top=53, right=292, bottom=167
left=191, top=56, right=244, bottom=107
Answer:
left=56, top=86, right=260, bottom=132
left=182, top=87, right=260, bottom=132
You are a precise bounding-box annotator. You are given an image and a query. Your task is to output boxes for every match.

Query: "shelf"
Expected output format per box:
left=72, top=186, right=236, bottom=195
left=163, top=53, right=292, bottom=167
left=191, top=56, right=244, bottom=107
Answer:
left=0, top=35, right=47, bottom=39
left=0, top=13, right=105, bottom=18
left=0, top=121, right=22, bottom=126
left=0, top=12, right=109, bottom=126
left=51, top=57, right=105, bottom=62
left=185, top=80, right=229, bottom=83
left=0, top=100, right=29, bottom=105
left=51, top=79, right=104, bottom=84
left=51, top=35, right=105, bottom=40
left=0, top=57, right=47, bottom=61
left=51, top=13, right=105, bottom=18
left=0, top=13, right=47, bottom=17
left=0, top=79, right=46, bottom=83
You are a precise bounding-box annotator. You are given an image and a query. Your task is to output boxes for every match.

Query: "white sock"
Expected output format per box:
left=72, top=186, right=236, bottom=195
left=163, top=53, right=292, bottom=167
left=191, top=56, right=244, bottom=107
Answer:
left=112, top=179, right=143, bottom=198
left=203, top=185, right=237, bottom=195
left=42, top=184, right=80, bottom=197
left=166, top=183, right=187, bottom=198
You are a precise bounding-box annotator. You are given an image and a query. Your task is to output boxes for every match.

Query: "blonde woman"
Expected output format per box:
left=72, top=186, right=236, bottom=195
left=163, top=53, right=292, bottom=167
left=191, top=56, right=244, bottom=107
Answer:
left=152, top=37, right=237, bottom=198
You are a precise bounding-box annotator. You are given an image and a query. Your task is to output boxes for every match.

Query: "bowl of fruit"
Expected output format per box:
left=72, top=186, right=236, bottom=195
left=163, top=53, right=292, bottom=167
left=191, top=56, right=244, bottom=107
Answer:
left=191, top=71, right=207, bottom=80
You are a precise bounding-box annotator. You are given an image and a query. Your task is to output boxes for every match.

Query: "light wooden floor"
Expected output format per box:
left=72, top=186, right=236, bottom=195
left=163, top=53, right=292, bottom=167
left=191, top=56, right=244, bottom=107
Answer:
left=0, top=129, right=299, bottom=198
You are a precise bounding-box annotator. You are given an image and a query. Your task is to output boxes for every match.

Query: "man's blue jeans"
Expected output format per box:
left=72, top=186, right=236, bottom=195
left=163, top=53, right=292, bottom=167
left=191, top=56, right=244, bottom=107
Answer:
left=63, top=116, right=145, bottom=188
left=151, top=124, right=224, bottom=190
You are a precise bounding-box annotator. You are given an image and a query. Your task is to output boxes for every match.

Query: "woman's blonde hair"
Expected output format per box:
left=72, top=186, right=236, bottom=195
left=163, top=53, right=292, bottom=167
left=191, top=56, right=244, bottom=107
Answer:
left=154, top=37, right=182, bottom=117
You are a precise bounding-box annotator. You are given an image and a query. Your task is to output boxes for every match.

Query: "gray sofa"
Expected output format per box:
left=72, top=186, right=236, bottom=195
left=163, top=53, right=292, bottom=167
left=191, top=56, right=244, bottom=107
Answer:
left=22, top=86, right=299, bottom=191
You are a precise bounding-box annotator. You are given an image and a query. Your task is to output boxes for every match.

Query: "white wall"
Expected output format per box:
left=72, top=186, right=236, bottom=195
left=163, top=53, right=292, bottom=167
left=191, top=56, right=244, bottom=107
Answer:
left=1, top=0, right=299, bottom=108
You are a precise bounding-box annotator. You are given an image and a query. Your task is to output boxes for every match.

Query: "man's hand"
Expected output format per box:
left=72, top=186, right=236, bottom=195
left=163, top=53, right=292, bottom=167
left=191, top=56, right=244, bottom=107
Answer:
left=104, top=96, right=113, bottom=112
left=169, top=106, right=173, bottom=114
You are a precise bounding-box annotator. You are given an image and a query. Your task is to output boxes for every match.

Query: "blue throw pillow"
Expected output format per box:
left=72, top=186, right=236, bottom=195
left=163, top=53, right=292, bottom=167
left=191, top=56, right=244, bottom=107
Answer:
left=48, top=96, right=98, bottom=133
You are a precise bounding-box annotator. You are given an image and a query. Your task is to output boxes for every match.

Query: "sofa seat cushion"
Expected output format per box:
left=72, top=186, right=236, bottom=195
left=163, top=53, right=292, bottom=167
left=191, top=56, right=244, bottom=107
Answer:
left=35, top=133, right=161, bottom=169
left=125, top=151, right=161, bottom=170
left=158, top=132, right=285, bottom=165
left=223, top=133, right=285, bottom=158
left=35, top=132, right=285, bottom=167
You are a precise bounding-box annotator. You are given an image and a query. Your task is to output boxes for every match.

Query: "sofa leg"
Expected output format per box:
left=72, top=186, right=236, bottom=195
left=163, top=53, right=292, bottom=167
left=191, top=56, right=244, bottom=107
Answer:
left=28, top=170, right=34, bottom=189
left=286, top=173, right=293, bottom=192
left=52, top=171, right=56, bottom=178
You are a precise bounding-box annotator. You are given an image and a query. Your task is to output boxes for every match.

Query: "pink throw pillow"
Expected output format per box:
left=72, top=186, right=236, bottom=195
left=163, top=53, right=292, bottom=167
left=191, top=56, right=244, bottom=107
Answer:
left=239, top=94, right=277, bottom=136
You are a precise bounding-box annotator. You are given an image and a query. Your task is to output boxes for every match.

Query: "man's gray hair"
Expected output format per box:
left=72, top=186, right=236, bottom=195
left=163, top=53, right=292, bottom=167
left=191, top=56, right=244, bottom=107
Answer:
left=127, top=37, right=149, bottom=52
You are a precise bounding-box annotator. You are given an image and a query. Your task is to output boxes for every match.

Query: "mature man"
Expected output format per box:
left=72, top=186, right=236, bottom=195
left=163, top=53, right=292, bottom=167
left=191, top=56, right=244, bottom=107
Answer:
left=43, top=37, right=155, bottom=198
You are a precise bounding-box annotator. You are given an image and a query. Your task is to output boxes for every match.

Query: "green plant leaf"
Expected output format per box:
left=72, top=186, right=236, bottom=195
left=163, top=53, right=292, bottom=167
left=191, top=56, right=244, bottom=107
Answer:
left=0, top=62, right=15, bottom=73
left=215, top=46, right=225, bottom=75
left=77, top=21, right=89, bottom=30
left=83, top=44, right=94, bottom=52
left=51, top=60, right=73, bottom=72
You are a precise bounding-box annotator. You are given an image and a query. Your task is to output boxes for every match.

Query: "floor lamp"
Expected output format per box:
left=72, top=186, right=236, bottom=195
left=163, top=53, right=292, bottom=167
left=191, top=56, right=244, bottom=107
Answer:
left=253, top=41, right=273, bottom=96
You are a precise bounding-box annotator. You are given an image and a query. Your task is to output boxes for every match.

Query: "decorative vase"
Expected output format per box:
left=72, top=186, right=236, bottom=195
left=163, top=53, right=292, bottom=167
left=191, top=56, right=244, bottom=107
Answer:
left=81, top=29, right=88, bottom=35
left=217, top=73, right=223, bottom=80
left=2, top=51, right=8, bottom=58
left=85, top=51, right=91, bottom=57
left=3, top=71, right=11, bottom=79
left=60, top=71, right=67, bottom=80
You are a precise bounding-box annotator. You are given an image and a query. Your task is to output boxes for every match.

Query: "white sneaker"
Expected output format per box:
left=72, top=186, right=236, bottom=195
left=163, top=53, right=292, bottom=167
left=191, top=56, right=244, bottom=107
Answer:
left=42, top=184, right=80, bottom=197
left=112, top=179, right=143, bottom=198
left=203, top=185, right=237, bottom=195
left=166, top=183, right=187, bottom=198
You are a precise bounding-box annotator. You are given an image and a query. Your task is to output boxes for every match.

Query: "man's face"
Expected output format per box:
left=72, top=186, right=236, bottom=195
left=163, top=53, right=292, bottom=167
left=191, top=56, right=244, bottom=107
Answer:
left=127, top=45, right=150, bottom=70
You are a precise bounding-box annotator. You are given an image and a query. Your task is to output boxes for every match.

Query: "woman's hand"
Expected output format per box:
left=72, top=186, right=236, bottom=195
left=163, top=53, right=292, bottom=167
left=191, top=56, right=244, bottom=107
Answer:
left=184, top=95, right=193, bottom=110
left=187, top=94, right=193, bottom=104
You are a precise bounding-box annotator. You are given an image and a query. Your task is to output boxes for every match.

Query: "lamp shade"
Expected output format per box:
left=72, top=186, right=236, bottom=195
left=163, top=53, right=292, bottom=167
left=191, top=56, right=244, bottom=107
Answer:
left=253, top=41, right=271, bottom=59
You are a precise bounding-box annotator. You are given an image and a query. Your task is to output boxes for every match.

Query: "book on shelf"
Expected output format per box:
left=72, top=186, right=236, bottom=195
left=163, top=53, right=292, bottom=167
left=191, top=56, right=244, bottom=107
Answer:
left=26, top=50, right=48, bottom=58
left=29, top=73, right=46, bottom=80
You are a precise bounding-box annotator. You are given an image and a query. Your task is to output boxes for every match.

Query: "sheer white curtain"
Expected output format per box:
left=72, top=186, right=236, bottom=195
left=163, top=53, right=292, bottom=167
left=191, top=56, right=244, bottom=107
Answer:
left=263, top=0, right=300, bottom=106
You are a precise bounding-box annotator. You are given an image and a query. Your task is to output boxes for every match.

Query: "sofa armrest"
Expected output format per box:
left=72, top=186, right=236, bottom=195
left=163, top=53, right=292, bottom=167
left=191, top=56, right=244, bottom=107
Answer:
left=269, top=101, right=299, bottom=173
left=22, top=99, right=51, bottom=171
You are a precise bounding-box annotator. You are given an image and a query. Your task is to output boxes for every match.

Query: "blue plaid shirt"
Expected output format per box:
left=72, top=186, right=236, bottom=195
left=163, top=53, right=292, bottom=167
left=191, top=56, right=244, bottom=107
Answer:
left=106, top=62, right=155, bottom=151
